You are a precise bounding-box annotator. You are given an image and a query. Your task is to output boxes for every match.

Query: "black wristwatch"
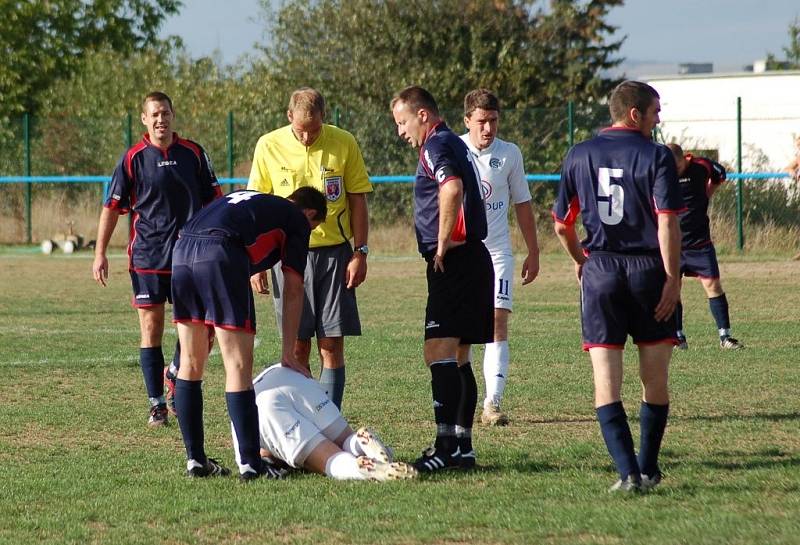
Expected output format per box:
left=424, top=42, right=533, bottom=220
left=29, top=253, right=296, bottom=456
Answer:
left=354, top=244, right=369, bottom=256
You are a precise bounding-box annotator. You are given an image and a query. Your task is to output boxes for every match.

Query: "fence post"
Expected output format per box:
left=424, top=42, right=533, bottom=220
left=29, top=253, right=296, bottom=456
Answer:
left=567, top=100, right=574, bottom=148
left=227, top=111, right=235, bottom=192
left=334, top=106, right=341, bottom=127
left=736, top=97, right=744, bottom=251
left=23, top=113, right=32, bottom=244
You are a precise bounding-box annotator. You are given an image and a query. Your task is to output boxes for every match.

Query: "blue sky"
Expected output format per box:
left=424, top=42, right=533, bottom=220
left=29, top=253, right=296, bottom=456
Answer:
left=161, top=0, right=800, bottom=76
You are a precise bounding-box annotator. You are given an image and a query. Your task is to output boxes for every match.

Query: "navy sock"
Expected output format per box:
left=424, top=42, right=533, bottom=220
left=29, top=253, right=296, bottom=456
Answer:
left=139, top=347, right=165, bottom=401
left=175, top=379, right=205, bottom=464
left=319, top=366, right=346, bottom=410
left=226, top=390, right=263, bottom=472
left=430, top=359, right=460, bottom=453
left=456, top=362, right=477, bottom=454
left=638, top=401, right=669, bottom=478
left=596, top=401, right=640, bottom=480
left=708, top=294, right=731, bottom=335
left=675, top=301, right=684, bottom=333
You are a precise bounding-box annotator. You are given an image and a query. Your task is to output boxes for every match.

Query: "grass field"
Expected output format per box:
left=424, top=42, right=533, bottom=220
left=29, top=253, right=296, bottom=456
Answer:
left=1, top=249, right=799, bottom=545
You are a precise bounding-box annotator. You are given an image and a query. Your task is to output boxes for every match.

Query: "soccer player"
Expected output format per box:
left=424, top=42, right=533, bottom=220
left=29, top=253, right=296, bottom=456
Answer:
left=460, top=89, right=540, bottom=426
left=92, top=91, right=221, bottom=427
left=248, top=87, right=373, bottom=410
left=171, top=187, right=326, bottom=480
left=667, top=143, right=744, bottom=350
left=391, top=86, right=494, bottom=472
left=252, top=364, right=418, bottom=481
left=553, top=81, right=684, bottom=492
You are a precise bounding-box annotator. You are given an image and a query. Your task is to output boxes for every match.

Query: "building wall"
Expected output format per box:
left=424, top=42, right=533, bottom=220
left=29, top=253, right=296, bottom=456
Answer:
left=647, top=71, right=800, bottom=171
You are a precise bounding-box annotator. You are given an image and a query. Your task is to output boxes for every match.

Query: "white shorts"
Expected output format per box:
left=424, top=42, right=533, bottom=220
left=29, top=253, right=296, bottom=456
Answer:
left=490, top=253, right=514, bottom=311
left=253, top=365, right=348, bottom=468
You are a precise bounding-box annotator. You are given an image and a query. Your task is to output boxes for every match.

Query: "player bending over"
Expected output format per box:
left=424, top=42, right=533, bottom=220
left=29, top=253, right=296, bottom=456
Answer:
left=252, top=364, right=417, bottom=481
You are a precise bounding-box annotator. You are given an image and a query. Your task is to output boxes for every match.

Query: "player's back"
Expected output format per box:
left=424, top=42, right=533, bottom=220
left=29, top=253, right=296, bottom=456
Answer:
left=556, top=128, right=683, bottom=253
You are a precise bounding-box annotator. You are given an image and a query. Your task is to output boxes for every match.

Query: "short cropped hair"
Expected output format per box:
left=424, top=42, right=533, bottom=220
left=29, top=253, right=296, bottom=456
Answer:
left=142, top=91, right=173, bottom=113
left=390, top=86, right=439, bottom=116
left=288, top=87, right=325, bottom=117
left=666, top=143, right=684, bottom=162
left=288, top=186, right=327, bottom=222
left=608, top=81, right=659, bottom=123
left=464, top=89, right=500, bottom=117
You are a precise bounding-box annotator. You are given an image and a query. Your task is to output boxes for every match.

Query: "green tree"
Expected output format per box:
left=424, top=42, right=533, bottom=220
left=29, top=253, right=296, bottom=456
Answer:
left=0, top=0, right=182, bottom=124
left=765, top=17, right=800, bottom=70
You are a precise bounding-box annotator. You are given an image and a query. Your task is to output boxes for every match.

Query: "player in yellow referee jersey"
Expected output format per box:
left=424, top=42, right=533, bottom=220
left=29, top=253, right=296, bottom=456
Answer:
left=248, top=87, right=373, bottom=410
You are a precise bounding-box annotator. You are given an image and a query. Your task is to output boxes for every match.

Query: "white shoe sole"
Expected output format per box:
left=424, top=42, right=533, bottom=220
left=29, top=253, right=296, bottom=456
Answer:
left=356, top=427, right=393, bottom=463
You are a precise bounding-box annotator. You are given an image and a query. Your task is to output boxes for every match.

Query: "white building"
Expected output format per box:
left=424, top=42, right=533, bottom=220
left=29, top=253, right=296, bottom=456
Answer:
left=646, top=70, right=800, bottom=171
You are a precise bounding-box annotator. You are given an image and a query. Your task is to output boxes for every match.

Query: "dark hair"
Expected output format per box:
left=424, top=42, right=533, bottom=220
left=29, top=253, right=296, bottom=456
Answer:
left=390, top=86, right=439, bottom=116
left=464, top=89, right=500, bottom=117
left=142, top=91, right=174, bottom=113
left=608, top=81, right=659, bottom=123
left=666, top=143, right=684, bottom=161
left=288, top=187, right=327, bottom=222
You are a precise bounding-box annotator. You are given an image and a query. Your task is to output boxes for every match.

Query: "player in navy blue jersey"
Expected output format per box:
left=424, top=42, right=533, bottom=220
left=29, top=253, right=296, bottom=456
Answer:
left=553, top=81, right=685, bottom=493
left=92, top=92, right=222, bottom=427
left=171, top=187, right=327, bottom=479
left=667, top=143, right=744, bottom=350
left=391, top=86, right=494, bottom=473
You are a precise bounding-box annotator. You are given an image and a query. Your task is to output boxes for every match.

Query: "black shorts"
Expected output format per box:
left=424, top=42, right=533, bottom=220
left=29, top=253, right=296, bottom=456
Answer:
left=130, top=270, right=172, bottom=307
left=580, top=251, right=678, bottom=350
left=681, top=243, right=720, bottom=279
left=424, top=240, right=494, bottom=344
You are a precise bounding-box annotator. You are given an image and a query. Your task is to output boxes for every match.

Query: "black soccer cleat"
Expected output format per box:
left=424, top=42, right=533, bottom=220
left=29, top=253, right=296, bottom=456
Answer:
left=186, top=458, right=231, bottom=478
left=148, top=403, right=169, bottom=427
left=459, top=449, right=477, bottom=470
left=413, top=446, right=462, bottom=473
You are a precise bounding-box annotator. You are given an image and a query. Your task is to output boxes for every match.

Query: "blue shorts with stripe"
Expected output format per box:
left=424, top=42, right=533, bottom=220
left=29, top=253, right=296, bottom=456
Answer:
left=580, top=251, right=678, bottom=350
left=680, top=243, right=720, bottom=279
left=130, top=271, right=172, bottom=307
left=171, top=234, right=256, bottom=333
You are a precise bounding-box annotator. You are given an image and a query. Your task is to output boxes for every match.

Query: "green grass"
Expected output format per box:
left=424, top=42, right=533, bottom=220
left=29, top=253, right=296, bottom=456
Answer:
left=1, top=251, right=799, bottom=545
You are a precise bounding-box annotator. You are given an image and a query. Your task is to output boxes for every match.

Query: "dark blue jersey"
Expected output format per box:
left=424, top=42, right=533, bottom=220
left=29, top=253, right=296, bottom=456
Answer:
left=677, top=155, right=725, bottom=248
left=180, top=190, right=310, bottom=277
left=553, top=128, right=685, bottom=253
left=105, top=133, right=222, bottom=273
left=414, top=122, right=487, bottom=255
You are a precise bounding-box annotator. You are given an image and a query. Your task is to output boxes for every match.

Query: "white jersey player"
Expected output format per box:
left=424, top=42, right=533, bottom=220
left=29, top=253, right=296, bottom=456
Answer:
left=461, top=89, right=540, bottom=426
left=250, top=364, right=417, bottom=481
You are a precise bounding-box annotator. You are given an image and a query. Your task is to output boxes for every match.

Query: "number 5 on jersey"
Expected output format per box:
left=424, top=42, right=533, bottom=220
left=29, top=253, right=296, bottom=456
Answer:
left=597, top=167, right=624, bottom=225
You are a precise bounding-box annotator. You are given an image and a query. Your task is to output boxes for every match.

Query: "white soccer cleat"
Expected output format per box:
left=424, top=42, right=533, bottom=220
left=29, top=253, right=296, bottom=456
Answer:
left=356, top=456, right=417, bottom=481
left=481, top=403, right=509, bottom=426
left=356, top=426, right=393, bottom=463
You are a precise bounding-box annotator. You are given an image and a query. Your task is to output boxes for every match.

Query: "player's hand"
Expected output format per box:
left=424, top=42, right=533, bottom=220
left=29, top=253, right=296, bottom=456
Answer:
left=250, top=271, right=269, bottom=295
left=345, top=253, right=367, bottom=289
left=654, top=276, right=681, bottom=322
left=92, top=254, right=109, bottom=287
left=280, top=355, right=312, bottom=378
left=433, top=253, right=446, bottom=273
left=574, top=260, right=584, bottom=285
left=521, top=253, right=540, bottom=285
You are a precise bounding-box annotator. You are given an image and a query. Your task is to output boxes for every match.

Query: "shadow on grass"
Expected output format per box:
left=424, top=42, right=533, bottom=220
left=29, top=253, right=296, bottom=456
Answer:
left=515, top=411, right=800, bottom=426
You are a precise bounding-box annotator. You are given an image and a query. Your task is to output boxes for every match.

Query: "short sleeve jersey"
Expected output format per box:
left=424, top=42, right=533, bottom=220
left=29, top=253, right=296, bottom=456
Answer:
left=179, top=190, right=310, bottom=277
left=105, top=133, right=222, bottom=273
left=460, top=135, right=531, bottom=254
left=677, top=155, right=726, bottom=248
left=552, top=128, right=685, bottom=253
left=247, top=124, right=372, bottom=249
left=414, top=122, right=487, bottom=256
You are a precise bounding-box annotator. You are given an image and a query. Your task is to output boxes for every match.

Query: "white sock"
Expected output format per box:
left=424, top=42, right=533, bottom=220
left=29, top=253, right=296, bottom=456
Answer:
left=341, top=433, right=366, bottom=457
left=324, top=452, right=367, bottom=480
left=483, top=341, right=509, bottom=407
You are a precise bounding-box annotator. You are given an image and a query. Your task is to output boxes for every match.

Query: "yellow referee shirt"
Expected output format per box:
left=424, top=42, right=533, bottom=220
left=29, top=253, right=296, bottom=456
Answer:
left=247, top=124, right=372, bottom=248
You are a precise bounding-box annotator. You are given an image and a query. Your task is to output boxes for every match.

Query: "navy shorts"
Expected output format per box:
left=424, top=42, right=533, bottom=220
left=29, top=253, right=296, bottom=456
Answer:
left=681, top=244, right=720, bottom=279
left=130, top=271, right=172, bottom=307
left=424, top=240, right=494, bottom=345
left=172, top=234, right=256, bottom=333
left=580, top=251, right=678, bottom=350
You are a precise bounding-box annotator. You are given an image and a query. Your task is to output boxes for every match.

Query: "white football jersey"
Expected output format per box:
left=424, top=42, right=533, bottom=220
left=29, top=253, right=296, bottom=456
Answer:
left=460, top=135, right=531, bottom=254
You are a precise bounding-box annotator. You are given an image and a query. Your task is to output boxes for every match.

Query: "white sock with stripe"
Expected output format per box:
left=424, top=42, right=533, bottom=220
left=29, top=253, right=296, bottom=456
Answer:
left=483, top=341, right=509, bottom=407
